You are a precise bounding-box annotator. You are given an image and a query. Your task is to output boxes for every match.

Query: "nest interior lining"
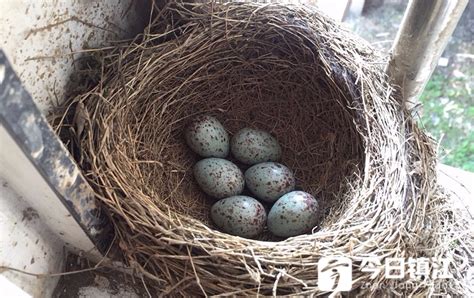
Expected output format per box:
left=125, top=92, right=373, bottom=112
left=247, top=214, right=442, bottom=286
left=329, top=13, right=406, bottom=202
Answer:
left=139, top=53, right=363, bottom=225
left=71, top=3, right=364, bottom=232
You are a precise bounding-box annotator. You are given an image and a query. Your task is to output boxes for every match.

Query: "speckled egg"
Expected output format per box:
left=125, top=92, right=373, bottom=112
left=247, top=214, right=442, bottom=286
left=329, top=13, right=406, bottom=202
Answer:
left=185, top=115, right=229, bottom=158
left=244, top=162, right=295, bottom=203
left=231, top=128, right=282, bottom=165
left=267, top=191, right=319, bottom=238
left=211, top=196, right=266, bottom=238
left=193, top=158, right=244, bottom=199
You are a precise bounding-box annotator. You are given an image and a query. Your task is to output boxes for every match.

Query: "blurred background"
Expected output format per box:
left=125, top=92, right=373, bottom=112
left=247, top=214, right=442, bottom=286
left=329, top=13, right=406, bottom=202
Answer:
left=314, top=0, right=473, bottom=172
left=349, top=0, right=473, bottom=172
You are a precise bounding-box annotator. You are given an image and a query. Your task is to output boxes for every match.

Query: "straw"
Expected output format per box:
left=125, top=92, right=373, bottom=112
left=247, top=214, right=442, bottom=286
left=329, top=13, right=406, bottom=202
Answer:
left=50, top=1, right=472, bottom=295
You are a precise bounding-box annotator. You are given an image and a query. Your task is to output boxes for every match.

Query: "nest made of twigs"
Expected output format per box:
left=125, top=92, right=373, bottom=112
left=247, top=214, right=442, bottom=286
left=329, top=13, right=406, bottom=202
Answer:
left=51, top=1, right=471, bottom=296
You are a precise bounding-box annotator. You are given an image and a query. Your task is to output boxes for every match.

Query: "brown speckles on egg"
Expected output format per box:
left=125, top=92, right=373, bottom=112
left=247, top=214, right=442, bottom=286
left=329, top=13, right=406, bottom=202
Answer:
left=267, top=191, right=319, bottom=238
left=210, top=196, right=266, bottom=238
left=244, top=162, right=295, bottom=203
left=193, top=158, right=244, bottom=199
left=185, top=115, right=229, bottom=157
left=230, top=128, right=281, bottom=165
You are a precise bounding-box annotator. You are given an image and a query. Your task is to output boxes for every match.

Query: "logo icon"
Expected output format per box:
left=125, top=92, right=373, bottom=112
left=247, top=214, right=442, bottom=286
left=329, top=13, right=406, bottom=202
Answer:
left=318, top=256, right=352, bottom=291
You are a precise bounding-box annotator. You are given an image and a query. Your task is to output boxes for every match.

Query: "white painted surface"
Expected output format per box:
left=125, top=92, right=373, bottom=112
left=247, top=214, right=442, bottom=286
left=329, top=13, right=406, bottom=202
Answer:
left=0, top=275, right=33, bottom=298
left=0, top=0, right=148, bottom=114
left=349, top=0, right=365, bottom=17
left=0, top=175, right=64, bottom=298
left=438, top=164, right=474, bottom=219
left=313, top=0, right=351, bottom=21
left=0, top=125, right=99, bottom=255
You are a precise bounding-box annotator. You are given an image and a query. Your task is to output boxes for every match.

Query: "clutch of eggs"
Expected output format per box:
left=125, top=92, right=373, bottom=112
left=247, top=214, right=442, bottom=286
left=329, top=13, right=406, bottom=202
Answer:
left=185, top=116, right=319, bottom=239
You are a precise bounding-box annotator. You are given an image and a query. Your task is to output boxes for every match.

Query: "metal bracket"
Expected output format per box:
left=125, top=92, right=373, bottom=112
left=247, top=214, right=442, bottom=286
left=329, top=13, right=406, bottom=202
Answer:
left=0, top=50, right=112, bottom=254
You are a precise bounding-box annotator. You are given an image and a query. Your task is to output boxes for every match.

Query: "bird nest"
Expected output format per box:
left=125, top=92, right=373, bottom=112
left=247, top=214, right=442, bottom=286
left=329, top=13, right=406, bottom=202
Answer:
left=51, top=1, right=471, bottom=296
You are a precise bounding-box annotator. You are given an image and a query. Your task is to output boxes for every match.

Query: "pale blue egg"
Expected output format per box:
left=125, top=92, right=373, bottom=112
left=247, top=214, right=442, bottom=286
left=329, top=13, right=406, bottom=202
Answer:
left=245, top=162, right=295, bottom=203
left=267, top=191, right=319, bottom=237
left=185, top=115, right=229, bottom=157
left=231, top=128, right=281, bottom=165
left=193, top=158, right=244, bottom=198
left=211, top=196, right=266, bottom=238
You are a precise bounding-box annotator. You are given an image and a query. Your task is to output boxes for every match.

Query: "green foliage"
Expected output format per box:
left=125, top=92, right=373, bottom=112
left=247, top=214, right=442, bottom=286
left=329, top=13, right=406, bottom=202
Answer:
left=419, top=69, right=474, bottom=172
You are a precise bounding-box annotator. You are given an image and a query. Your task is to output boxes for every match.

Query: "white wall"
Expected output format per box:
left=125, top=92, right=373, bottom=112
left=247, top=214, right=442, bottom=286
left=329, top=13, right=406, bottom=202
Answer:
left=0, top=0, right=148, bottom=114
left=0, top=174, right=64, bottom=298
